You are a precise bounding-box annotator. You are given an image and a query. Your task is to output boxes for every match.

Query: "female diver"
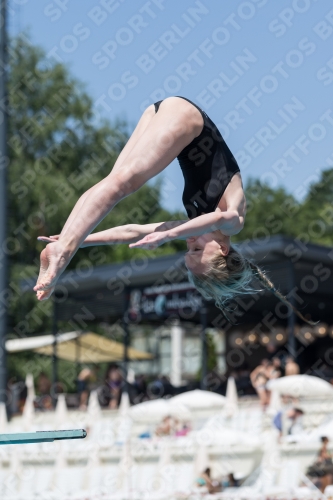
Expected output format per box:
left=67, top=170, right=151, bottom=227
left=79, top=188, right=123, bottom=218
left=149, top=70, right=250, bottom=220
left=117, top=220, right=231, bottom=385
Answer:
left=35, top=96, right=314, bottom=324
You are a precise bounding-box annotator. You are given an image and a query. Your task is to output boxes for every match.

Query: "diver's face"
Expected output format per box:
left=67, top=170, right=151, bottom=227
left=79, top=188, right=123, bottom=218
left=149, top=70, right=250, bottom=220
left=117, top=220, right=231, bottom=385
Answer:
left=185, top=232, right=230, bottom=275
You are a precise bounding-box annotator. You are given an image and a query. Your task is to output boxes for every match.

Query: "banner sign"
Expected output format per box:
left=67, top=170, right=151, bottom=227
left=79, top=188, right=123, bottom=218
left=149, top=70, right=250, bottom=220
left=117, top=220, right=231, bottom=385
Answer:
left=127, top=282, right=203, bottom=321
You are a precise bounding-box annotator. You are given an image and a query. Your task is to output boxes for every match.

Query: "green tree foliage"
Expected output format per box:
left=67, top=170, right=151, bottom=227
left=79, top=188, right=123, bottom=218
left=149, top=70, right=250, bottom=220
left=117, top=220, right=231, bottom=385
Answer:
left=233, top=173, right=333, bottom=246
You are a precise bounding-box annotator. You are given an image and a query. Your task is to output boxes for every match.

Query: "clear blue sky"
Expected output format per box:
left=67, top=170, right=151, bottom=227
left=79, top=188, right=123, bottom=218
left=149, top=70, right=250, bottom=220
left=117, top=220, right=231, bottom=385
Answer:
left=9, top=0, right=333, bottom=211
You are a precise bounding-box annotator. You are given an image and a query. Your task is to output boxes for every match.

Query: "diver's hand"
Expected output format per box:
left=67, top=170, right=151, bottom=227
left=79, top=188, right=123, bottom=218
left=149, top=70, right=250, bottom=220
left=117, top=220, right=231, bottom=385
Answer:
left=37, top=235, right=59, bottom=243
left=129, top=231, right=170, bottom=250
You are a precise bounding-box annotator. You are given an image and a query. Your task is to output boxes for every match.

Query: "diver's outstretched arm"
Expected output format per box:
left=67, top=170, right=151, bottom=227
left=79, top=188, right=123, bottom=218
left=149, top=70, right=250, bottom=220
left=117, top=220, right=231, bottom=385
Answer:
left=130, top=211, right=243, bottom=249
left=38, top=220, right=188, bottom=247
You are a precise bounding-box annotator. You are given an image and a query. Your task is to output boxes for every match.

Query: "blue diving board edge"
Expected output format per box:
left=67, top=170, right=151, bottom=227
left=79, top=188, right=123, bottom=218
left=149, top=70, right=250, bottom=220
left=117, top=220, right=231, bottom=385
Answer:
left=0, top=429, right=87, bottom=445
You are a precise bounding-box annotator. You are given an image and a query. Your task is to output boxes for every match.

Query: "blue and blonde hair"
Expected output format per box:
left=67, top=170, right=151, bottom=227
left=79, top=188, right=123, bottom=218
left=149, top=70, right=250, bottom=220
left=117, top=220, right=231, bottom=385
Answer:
left=187, top=245, right=316, bottom=325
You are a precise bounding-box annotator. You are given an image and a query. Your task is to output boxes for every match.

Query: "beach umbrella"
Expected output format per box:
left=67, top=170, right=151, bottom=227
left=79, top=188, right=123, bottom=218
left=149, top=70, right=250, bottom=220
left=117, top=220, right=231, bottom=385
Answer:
left=267, top=388, right=282, bottom=417
left=22, top=395, right=35, bottom=430
left=55, top=394, right=68, bottom=428
left=25, top=373, right=36, bottom=401
left=119, top=391, right=131, bottom=416
left=7, top=331, right=153, bottom=363
left=87, top=390, right=102, bottom=422
left=170, top=390, right=226, bottom=410
left=116, top=392, right=132, bottom=442
left=267, top=375, right=333, bottom=397
left=194, top=445, right=209, bottom=476
left=225, top=377, right=238, bottom=416
left=127, top=368, right=135, bottom=384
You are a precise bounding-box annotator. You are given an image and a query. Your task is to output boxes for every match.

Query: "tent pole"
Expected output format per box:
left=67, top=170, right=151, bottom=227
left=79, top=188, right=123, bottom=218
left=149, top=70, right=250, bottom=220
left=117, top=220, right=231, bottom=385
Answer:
left=200, top=302, right=208, bottom=390
left=0, top=0, right=8, bottom=406
left=170, top=320, right=183, bottom=388
left=52, top=297, right=58, bottom=408
left=122, top=288, right=130, bottom=396
left=75, top=336, right=81, bottom=376
left=287, top=262, right=297, bottom=361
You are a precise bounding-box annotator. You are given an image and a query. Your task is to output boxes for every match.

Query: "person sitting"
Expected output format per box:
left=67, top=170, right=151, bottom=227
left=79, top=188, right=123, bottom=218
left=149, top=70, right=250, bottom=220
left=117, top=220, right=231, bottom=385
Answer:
left=196, top=468, right=221, bottom=494
left=250, top=359, right=270, bottom=410
left=222, top=473, right=240, bottom=488
left=307, top=436, right=333, bottom=492
left=98, top=364, right=123, bottom=409
left=287, top=407, right=304, bottom=435
left=285, top=357, right=300, bottom=376
left=270, top=357, right=283, bottom=378
left=77, top=367, right=96, bottom=410
left=36, top=371, right=52, bottom=410
left=175, top=420, right=191, bottom=437
left=155, top=415, right=173, bottom=437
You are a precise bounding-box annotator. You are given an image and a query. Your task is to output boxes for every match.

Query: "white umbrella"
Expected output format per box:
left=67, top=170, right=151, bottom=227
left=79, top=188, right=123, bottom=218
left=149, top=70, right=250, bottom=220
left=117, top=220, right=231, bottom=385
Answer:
left=170, top=390, right=226, bottom=410
left=116, top=393, right=132, bottom=443
left=0, top=402, right=7, bottom=432
left=225, top=377, right=238, bottom=417
left=267, top=388, right=282, bottom=418
left=127, top=368, right=135, bottom=384
left=55, top=394, right=68, bottom=428
left=119, top=391, right=131, bottom=416
left=266, top=375, right=333, bottom=398
left=194, top=445, right=209, bottom=476
left=22, top=395, right=35, bottom=430
left=87, top=389, right=102, bottom=422
left=25, top=373, right=36, bottom=401
left=129, top=399, right=191, bottom=422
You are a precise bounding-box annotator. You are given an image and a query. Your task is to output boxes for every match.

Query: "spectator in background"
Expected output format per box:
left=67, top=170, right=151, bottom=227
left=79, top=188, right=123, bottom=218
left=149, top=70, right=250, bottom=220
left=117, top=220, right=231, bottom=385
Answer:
left=133, top=374, right=148, bottom=403
left=285, top=357, right=300, bottom=376
left=77, top=367, right=97, bottom=410
left=106, top=364, right=122, bottom=409
left=174, top=419, right=191, bottom=437
left=222, top=473, right=240, bottom=488
left=307, top=437, right=333, bottom=492
left=98, top=364, right=123, bottom=409
left=8, top=378, right=27, bottom=416
left=36, top=372, right=52, bottom=410
left=271, top=357, right=284, bottom=378
left=156, top=415, right=173, bottom=436
left=149, top=375, right=175, bottom=399
left=287, top=408, right=304, bottom=435
left=197, top=468, right=221, bottom=494
left=250, top=359, right=270, bottom=409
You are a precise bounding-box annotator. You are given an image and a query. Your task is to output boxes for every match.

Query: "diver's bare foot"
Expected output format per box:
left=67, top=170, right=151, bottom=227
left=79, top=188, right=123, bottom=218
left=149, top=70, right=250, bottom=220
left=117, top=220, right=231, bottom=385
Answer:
left=34, top=242, right=72, bottom=299
left=36, top=287, right=55, bottom=301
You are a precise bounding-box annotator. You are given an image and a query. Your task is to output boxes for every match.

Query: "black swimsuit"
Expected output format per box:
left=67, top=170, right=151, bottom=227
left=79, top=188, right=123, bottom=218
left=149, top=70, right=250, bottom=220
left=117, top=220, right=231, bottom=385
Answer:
left=154, top=96, right=240, bottom=220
